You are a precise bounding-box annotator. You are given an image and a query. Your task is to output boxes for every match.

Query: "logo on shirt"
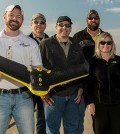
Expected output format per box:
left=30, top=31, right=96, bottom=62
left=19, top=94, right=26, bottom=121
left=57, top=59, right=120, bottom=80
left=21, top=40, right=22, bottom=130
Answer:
left=79, top=40, right=94, bottom=47
left=111, top=61, right=117, bottom=64
left=19, top=43, right=30, bottom=47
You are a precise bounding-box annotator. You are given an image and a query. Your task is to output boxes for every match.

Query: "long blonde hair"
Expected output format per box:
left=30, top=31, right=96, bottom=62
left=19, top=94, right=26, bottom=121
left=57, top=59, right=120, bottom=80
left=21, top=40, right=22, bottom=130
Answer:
left=95, top=32, right=116, bottom=59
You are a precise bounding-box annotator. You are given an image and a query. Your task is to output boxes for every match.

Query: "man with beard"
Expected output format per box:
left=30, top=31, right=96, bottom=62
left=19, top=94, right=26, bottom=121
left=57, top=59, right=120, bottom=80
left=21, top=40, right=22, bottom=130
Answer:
left=0, top=5, right=42, bottom=134
left=73, top=9, right=104, bottom=133
left=73, top=9, right=103, bottom=61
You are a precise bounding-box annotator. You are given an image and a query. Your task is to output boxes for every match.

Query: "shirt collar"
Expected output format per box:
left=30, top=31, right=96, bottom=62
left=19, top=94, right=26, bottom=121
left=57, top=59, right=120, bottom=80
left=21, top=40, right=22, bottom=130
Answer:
left=32, top=32, right=45, bottom=40
left=87, top=28, right=101, bottom=42
left=56, top=35, right=72, bottom=45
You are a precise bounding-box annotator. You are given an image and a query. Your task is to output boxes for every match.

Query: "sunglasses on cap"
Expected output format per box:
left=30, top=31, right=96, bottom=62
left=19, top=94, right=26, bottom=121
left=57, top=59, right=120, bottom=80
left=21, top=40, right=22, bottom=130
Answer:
left=99, top=41, right=113, bottom=45
left=33, top=20, right=45, bottom=25
left=88, top=16, right=99, bottom=20
left=57, top=23, right=71, bottom=28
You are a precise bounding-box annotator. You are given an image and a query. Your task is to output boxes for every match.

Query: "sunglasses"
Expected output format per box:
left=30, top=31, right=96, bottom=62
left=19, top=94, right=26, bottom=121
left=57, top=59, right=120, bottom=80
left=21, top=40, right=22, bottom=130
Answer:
left=88, top=17, right=99, bottom=20
left=57, top=23, right=71, bottom=28
left=33, top=20, right=45, bottom=25
left=99, top=41, right=113, bottom=45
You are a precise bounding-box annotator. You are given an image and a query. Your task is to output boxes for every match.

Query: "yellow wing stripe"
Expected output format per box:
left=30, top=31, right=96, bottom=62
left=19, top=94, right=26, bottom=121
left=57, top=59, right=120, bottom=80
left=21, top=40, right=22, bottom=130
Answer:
left=0, top=71, right=29, bottom=87
left=0, top=71, right=88, bottom=96
left=30, top=73, right=89, bottom=96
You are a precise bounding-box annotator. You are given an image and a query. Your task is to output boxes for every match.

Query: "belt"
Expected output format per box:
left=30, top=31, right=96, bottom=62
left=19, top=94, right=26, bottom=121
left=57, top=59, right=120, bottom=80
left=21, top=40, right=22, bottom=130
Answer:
left=0, top=87, right=28, bottom=94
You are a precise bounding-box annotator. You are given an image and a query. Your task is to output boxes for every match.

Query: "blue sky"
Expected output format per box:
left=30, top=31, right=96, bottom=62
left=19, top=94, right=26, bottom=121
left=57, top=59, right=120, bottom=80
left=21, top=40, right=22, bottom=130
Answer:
left=0, top=0, right=120, bottom=53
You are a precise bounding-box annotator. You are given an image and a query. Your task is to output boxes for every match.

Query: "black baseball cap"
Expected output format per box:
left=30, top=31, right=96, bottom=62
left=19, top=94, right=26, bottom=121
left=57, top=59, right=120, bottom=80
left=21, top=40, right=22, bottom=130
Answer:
left=57, top=16, right=73, bottom=24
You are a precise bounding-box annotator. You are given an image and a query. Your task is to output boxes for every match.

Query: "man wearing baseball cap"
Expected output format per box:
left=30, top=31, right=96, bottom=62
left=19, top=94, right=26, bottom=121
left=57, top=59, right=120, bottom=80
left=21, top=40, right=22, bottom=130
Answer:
left=29, top=13, right=49, bottom=47
left=29, top=12, right=49, bottom=134
left=32, top=13, right=46, bottom=22
left=4, top=4, right=24, bottom=17
left=56, top=16, right=73, bottom=24
left=73, top=9, right=104, bottom=133
left=40, top=16, right=88, bottom=134
left=0, top=5, right=42, bottom=134
left=73, top=9, right=103, bottom=61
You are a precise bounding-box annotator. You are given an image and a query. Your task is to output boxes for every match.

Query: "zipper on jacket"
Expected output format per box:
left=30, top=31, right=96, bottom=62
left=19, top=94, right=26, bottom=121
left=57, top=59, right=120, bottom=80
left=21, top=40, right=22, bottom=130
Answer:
left=106, top=62, right=111, bottom=103
left=98, top=83, right=101, bottom=103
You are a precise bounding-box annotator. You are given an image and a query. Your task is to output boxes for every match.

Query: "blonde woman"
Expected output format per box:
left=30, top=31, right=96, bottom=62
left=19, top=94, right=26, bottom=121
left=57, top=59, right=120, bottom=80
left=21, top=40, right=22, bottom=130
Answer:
left=86, top=32, right=120, bottom=134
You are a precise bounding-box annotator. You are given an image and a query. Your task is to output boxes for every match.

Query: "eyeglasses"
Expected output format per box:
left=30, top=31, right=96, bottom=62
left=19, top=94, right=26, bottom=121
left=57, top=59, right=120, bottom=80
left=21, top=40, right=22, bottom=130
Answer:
left=57, top=23, right=71, bottom=28
left=33, top=20, right=45, bottom=25
left=88, top=17, right=99, bottom=20
left=99, top=41, right=113, bottom=45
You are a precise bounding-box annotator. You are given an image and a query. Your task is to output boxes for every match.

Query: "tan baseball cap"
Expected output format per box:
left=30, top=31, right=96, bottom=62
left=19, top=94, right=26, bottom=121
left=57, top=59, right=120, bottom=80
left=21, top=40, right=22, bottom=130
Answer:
left=32, top=13, right=46, bottom=22
left=5, top=5, right=24, bottom=16
left=87, top=9, right=99, bottom=18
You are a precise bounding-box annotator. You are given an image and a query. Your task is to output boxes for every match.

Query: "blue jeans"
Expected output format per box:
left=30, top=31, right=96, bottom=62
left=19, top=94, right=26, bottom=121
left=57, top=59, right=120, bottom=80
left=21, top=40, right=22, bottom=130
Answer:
left=0, top=91, right=34, bottom=134
left=44, top=94, right=80, bottom=134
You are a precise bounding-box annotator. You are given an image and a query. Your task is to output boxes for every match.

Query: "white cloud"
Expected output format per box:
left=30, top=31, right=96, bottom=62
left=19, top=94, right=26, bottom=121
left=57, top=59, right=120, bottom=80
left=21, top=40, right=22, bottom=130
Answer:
left=105, top=7, right=120, bottom=13
left=87, top=0, right=113, bottom=4
left=87, top=0, right=120, bottom=5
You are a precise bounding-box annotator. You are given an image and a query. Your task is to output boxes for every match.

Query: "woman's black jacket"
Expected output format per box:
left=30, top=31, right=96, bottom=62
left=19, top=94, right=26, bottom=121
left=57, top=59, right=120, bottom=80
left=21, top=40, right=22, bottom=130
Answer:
left=86, top=55, right=120, bottom=105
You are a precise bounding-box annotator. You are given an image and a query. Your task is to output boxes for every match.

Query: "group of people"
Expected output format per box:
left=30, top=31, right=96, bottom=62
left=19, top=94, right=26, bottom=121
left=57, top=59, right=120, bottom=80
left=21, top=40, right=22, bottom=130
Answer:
left=0, top=4, right=120, bottom=134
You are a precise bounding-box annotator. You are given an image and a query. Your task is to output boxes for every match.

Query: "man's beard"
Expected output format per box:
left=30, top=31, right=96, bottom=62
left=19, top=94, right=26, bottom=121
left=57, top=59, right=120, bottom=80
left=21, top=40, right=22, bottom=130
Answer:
left=88, top=22, right=99, bottom=31
left=6, top=20, right=22, bottom=31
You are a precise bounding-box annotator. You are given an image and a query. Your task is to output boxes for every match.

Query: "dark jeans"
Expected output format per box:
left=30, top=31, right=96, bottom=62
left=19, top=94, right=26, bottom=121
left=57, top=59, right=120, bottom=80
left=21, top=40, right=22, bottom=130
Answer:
left=33, top=95, right=46, bottom=134
left=92, top=103, right=120, bottom=134
left=36, top=110, right=46, bottom=134
left=78, top=97, right=85, bottom=134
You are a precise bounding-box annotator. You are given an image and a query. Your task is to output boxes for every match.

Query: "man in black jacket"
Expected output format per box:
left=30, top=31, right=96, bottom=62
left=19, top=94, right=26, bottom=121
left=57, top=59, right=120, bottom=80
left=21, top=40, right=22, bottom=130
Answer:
left=29, top=13, right=49, bottom=134
left=73, top=9, right=103, bottom=61
left=73, top=9, right=103, bottom=133
left=40, top=16, right=89, bottom=134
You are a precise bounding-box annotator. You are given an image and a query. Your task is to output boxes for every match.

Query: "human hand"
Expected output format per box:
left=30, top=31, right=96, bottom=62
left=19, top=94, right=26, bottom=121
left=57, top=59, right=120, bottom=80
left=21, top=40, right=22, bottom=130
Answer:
left=87, top=103, right=95, bottom=116
left=74, top=88, right=83, bottom=104
left=41, top=94, right=54, bottom=106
